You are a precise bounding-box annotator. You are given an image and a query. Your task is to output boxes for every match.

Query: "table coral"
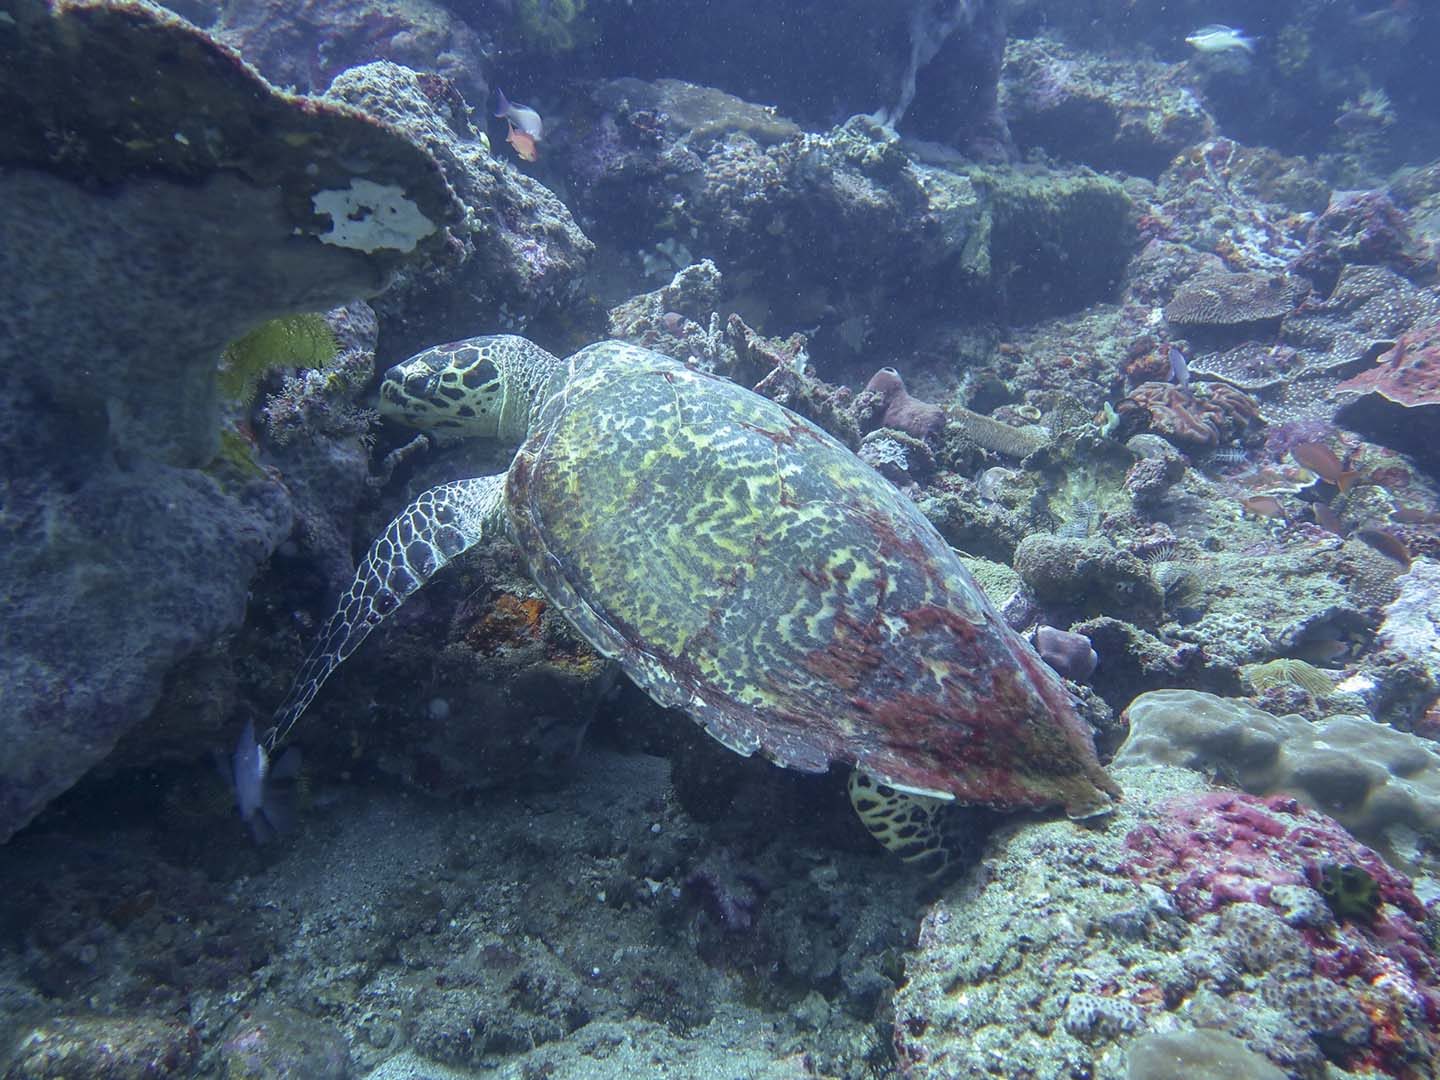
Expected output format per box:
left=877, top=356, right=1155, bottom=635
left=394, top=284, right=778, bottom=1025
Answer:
left=1336, top=321, right=1440, bottom=409
left=1165, top=270, right=1306, bottom=332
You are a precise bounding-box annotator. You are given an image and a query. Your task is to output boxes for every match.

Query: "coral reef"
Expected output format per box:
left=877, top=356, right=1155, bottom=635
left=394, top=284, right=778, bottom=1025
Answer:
left=2, top=1014, right=199, bottom=1079
left=218, top=313, right=339, bottom=405
left=1000, top=37, right=1216, bottom=177
left=854, top=369, right=946, bottom=442
left=1116, top=689, right=1440, bottom=876
left=565, top=88, right=1135, bottom=332
left=1034, top=625, right=1099, bottom=682
left=1013, top=535, right=1165, bottom=624
left=322, top=61, right=594, bottom=354
left=1125, top=1029, right=1286, bottom=1080
left=895, top=765, right=1440, bottom=1080
left=1367, top=559, right=1440, bottom=729
left=1152, top=140, right=1324, bottom=273
left=569, top=0, right=1008, bottom=149
left=1292, top=189, right=1437, bottom=295
left=220, top=1006, right=351, bottom=1080
left=1281, top=266, right=1440, bottom=417
left=5, top=2, right=1440, bottom=1077
left=1336, top=321, right=1440, bottom=468
left=207, top=0, right=493, bottom=100
left=1112, top=382, right=1263, bottom=450
left=1165, top=270, right=1306, bottom=336
left=0, top=747, right=922, bottom=1079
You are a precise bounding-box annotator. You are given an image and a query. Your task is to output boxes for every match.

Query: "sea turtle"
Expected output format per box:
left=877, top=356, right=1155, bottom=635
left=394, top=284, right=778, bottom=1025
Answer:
left=266, top=336, right=1118, bottom=861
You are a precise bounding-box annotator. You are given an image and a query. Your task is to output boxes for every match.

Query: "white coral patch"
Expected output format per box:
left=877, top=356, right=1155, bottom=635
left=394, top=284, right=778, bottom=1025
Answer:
left=311, top=178, right=435, bottom=254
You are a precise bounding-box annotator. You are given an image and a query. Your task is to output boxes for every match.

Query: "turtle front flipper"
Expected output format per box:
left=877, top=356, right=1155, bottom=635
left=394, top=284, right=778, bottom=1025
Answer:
left=266, top=475, right=508, bottom=749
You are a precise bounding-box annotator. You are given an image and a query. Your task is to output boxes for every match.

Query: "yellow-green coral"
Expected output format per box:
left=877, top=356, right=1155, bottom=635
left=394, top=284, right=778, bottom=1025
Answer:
left=207, top=425, right=267, bottom=481
left=218, top=313, right=337, bottom=405
left=1244, top=658, right=1334, bottom=696
left=1316, top=862, right=1381, bottom=924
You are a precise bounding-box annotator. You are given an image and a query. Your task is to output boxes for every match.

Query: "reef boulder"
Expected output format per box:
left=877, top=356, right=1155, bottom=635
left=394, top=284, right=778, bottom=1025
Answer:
left=0, top=0, right=461, bottom=842
left=895, top=764, right=1440, bottom=1079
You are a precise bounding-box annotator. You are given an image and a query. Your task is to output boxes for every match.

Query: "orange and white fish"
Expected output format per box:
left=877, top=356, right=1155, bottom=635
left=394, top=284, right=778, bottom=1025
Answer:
left=495, top=88, right=543, bottom=140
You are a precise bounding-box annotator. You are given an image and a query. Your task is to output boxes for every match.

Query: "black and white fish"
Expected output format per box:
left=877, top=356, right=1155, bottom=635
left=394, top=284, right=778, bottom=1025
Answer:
left=494, top=88, right=544, bottom=140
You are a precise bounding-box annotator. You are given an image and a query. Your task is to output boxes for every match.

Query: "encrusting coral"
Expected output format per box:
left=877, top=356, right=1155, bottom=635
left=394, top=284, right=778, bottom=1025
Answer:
left=1116, top=689, right=1440, bottom=874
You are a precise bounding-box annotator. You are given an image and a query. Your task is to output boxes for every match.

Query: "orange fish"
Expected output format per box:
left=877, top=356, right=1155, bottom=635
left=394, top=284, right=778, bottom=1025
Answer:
left=1291, top=443, right=1362, bottom=493
left=505, top=122, right=538, bottom=162
left=1356, top=526, right=1412, bottom=568
left=1312, top=502, right=1347, bottom=536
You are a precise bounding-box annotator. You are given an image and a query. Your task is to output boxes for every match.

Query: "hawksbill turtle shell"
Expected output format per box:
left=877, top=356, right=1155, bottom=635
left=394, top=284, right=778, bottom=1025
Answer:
left=505, top=342, right=1118, bottom=816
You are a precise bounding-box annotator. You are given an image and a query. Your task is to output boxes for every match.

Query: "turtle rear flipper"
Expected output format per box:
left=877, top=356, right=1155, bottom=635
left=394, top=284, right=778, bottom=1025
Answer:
left=848, top=771, right=952, bottom=877
left=266, top=474, right=508, bottom=748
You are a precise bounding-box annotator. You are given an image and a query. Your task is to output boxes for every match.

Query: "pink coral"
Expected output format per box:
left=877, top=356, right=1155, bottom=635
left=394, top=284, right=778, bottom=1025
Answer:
left=1123, top=791, right=1440, bottom=1074
left=1336, top=321, right=1440, bottom=409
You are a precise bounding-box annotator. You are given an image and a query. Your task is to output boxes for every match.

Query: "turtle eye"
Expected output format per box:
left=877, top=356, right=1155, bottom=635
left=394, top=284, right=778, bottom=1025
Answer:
left=399, top=368, right=442, bottom=400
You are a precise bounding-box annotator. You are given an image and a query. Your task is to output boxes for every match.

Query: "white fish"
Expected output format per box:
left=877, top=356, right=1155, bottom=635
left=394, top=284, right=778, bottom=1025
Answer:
left=1185, top=24, right=1257, bottom=53
left=494, top=88, right=544, bottom=141
left=230, top=719, right=301, bottom=843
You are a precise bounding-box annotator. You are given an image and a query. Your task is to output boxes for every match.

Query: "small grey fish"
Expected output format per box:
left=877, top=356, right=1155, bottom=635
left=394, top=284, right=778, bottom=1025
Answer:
left=1168, top=344, right=1191, bottom=388
left=1185, top=24, right=1257, bottom=53
left=494, top=88, right=544, bottom=140
left=231, top=719, right=302, bottom=843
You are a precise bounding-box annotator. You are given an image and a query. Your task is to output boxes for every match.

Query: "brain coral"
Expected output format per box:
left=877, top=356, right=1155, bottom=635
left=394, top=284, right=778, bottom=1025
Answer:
left=1115, top=689, right=1440, bottom=875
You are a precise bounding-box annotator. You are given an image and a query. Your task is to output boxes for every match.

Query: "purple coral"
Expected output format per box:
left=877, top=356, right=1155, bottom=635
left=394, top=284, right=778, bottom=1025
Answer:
left=1034, top=625, right=1098, bottom=682
left=857, top=368, right=946, bottom=441
left=1292, top=189, right=1436, bottom=293
left=684, top=856, right=769, bottom=933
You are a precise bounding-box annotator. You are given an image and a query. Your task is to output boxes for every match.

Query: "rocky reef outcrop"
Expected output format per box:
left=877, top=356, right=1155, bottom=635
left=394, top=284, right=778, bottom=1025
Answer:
left=0, top=0, right=456, bottom=842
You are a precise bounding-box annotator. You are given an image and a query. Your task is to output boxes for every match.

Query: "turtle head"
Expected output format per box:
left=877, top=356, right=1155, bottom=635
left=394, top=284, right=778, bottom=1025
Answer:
left=379, top=335, right=560, bottom=443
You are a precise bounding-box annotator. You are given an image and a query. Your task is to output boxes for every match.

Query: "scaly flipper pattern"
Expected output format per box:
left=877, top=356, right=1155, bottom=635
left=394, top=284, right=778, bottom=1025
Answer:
left=266, top=475, right=508, bottom=749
